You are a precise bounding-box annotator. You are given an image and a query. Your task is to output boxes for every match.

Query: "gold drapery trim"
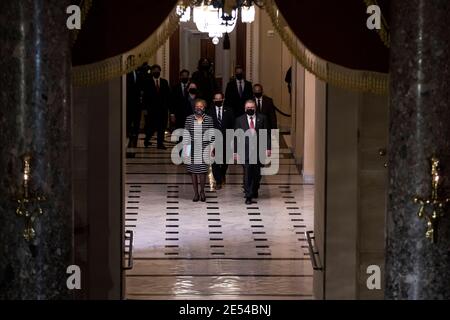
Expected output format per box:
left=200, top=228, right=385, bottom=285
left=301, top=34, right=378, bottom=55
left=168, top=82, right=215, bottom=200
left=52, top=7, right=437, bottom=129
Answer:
left=364, top=0, right=390, bottom=48
left=72, top=2, right=184, bottom=87
left=72, top=0, right=93, bottom=46
left=263, top=0, right=389, bottom=95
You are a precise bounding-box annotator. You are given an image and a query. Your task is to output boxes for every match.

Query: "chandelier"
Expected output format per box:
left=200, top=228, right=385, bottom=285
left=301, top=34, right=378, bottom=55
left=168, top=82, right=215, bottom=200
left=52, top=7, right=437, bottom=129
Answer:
left=177, top=1, right=263, bottom=44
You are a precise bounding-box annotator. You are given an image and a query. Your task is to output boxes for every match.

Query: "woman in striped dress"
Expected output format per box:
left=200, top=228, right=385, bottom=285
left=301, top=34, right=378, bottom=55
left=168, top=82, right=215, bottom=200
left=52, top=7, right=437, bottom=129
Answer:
left=183, top=99, right=215, bottom=202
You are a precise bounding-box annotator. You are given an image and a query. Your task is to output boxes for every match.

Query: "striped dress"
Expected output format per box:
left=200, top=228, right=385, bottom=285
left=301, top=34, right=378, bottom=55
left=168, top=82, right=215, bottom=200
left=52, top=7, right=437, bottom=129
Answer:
left=183, top=114, right=215, bottom=174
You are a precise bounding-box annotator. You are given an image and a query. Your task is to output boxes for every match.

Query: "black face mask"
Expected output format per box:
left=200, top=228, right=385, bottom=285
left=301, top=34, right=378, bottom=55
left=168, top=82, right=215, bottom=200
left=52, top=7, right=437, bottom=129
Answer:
left=189, top=88, right=198, bottom=95
left=235, top=73, right=243, bottom=80
left=201, top=65, right=210, bottom=70
left=194, top=109, right=205, bottom=116
left=153, top=72, right=161, bottom=79
left=214, top=101, right=223, bottom=107
left=254, top=92, right=263, bottom=98
left=181, top=78, right=189, bottom=84
left=246, top=109, right=255, bottom=116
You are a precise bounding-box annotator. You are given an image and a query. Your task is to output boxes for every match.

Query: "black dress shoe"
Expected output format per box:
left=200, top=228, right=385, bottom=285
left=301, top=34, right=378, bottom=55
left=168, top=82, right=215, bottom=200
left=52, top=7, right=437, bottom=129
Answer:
left=193, top=194, right=199, bottom=202
left=144, top=140, right=151, bottom=148
left=245, top=198, right=252, bottom=205
left=157, top=144, right=167, bottom=150
left=215, top=183, right=222, bottom=190
left=200, top=192, right=206, bottom=202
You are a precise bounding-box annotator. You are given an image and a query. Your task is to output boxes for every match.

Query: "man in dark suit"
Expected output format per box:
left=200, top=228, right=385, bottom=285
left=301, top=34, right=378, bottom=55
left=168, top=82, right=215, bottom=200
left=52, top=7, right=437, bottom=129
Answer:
left=208, top=92, right=234, bottom=190
left=234, top=100, right=271, bottom=204
left=144, top=64, right=171, bottom=149
left=253, top=84, right=278, bottom=130
left=170, top=69, right=190, bottom=131
left=225, top=66, right=253, bottom=118
left=191, top=58, right=218, bottom=106
left=126, top=55, right=142, bottom=148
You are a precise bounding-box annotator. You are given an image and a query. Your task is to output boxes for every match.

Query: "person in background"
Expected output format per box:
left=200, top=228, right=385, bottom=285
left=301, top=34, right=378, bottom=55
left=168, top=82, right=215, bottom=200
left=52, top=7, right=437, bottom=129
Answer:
left=191, top=58, right=218, bottom=105
left=253, top=83, right=278, bottom=130
left=183, top=99, right=215, bottom=202
left=225, top=65, right=253, bottom=118
left=285, top=66, right=292, bottom=95
left=144, top=64, right=171, bottom=149
left=207, top=92, right=234, bottom=190
left=186, top=82, right=200, bottom=114
left=170, top=69, right=191, bottom=132
left=126, top=55, right=142, bottom=148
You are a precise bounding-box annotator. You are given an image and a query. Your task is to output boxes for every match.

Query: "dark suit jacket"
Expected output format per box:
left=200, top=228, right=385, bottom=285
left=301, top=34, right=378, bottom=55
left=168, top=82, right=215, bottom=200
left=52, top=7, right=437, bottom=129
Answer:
left=234, top=113, right=271, bottom=164
left=255, top=95, right=278, bottom=129
left=207, top=105, right=235, bottom=132
left=191, top=70, right=218, bottom=104
left=208, top=105, right=234, bottom=159
left=170, top=82, right=190, bottom=129
left=126, top=70, right=140, bottom=107
left=144, top=76, right=171, bottom=118
left=225, top=78, right=253, bottom=118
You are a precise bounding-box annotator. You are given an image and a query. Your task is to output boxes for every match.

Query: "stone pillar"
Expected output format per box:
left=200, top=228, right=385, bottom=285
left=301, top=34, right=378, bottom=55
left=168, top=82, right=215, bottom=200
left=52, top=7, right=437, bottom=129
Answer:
left=0, top=0, right=73, bottom=299
left=386, top=0, right=450, bottom=299
left=303, top=70, right=316, bottom=183
left=222, top=48, right=231, bottom=93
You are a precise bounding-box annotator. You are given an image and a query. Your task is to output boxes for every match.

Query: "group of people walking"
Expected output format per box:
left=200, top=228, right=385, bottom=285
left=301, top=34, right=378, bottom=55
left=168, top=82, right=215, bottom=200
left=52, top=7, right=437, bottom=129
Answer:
left=126, top=57, right=278, bottom=204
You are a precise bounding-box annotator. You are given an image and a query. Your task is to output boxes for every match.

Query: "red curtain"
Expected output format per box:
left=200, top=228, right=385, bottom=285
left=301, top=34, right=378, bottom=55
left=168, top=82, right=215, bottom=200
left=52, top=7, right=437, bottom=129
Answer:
left=72, top=0, right=178, bottom=66
left=274, top=0, right=389, bottom=73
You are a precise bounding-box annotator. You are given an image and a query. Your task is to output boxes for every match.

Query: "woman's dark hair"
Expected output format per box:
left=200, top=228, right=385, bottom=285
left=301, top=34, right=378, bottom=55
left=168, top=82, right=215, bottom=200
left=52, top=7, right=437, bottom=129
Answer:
left=151, top=64, right=162, bottom=71
left=197, top=58, right=211, bottom=70
left=213, top=91, right=224, bottom=98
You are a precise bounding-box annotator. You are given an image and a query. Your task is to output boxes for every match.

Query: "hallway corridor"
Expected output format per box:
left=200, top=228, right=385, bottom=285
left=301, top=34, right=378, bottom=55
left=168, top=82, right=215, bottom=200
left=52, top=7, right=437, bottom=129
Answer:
left=125, top=134, right=314, bottom=299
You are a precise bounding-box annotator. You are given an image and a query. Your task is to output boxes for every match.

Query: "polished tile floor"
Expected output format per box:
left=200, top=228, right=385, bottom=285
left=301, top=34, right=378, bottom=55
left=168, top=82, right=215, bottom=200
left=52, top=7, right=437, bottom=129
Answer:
left=125, top=134, right=314, bottom=299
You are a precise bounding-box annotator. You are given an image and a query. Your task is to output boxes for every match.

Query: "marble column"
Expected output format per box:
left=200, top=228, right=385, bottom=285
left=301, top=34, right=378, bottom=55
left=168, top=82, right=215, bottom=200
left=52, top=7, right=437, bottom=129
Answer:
left=0, top=0, right=73, bottom=299
left=386, top=0, right=450, bottom=299
left=222, top=48, right=231, bottom=93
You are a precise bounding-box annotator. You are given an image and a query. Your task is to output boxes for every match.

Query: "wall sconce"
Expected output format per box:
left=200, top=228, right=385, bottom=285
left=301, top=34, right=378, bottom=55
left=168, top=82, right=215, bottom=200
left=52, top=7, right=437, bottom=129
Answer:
left=413, top=156, right=450, bottom=243
left=14, top=154, right=46, bottom=241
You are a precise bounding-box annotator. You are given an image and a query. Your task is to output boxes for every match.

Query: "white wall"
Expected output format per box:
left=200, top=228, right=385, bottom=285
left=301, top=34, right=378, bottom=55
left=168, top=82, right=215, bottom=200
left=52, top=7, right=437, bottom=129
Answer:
left=303, top=70, right=316, bottom=182
left=257, top=8, right=292, bottom=132
left=312, top=84, right=389, bottom=300
left=291, top=59, right=304, bottom=164
left=72, top=77, right=123, bottom=299
left=313, top=77, right=327, bottom=299
left=325, top=85, right=360, bottom=299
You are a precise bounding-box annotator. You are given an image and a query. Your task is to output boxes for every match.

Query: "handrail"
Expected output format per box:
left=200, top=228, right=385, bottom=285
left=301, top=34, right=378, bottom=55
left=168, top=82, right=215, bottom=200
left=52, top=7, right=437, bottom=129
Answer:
left=273, top=105, right=291, bottom=117
left=123, top=230, right=134, bottom=270
left=305, top=230, right=323, bottom=271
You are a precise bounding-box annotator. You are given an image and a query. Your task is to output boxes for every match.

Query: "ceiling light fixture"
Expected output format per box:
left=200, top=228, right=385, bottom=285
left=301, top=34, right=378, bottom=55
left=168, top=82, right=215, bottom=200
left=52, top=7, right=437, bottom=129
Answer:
left=177, top=0, right=263, bottom=44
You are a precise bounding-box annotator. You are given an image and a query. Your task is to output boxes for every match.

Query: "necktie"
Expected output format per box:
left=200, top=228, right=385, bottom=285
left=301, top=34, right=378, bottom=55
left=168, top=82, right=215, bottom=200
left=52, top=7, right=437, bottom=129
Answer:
left=257, top=99, right=261, bottom=111
left=238, top=81, right=243, bottom=97
left=250, top=116, right=255, bottom=130
left=156, top=79, right=160, bottom=93
left=182, top=84, right=185, bottom=97
left=217, top=107, right=222, bottom=126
